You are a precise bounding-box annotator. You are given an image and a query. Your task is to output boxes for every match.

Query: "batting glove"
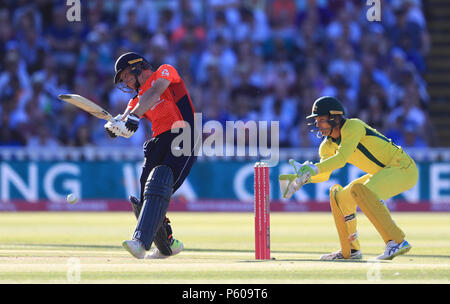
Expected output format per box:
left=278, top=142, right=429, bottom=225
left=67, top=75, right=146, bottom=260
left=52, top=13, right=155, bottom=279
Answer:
left=125, top=113, right=140, bottom=133
left=105, top=128, right=117, bottom=138
left=104, top=115, right=123, bottom=138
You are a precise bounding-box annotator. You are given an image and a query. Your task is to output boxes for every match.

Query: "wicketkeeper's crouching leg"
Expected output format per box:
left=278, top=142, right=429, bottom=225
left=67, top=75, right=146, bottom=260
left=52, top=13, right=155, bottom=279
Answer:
left=321, top=183, right=363, bottom=260
left=323, top=171, right=413, bottom=261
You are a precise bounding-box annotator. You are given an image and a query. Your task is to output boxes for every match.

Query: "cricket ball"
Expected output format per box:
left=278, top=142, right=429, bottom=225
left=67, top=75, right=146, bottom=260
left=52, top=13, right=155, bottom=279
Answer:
left=66, top=193, right=78, bottom=204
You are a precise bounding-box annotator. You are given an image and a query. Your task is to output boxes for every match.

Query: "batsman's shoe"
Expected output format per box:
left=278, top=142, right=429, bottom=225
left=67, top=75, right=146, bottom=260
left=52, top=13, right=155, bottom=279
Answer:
left=376, top=240, right=411, bottom=260
left=146, top=239, right=184, bottom=259
left=122, top=239, right=146, bottom=259
left=320, top=250, right=362, bottom=261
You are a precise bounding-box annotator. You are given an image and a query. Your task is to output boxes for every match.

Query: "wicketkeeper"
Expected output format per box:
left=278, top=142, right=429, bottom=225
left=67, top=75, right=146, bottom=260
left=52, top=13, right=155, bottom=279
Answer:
left=105, top=52, right=199, bottom=259
left=279, top=96, right=418, bottom=260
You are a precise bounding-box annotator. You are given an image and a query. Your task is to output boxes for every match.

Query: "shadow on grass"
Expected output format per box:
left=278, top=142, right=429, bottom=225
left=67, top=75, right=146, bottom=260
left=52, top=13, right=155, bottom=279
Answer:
left=11, top=244, right=325, bottom=255
left=8, top=243, right=121, bottom=250
left=237, top=257, right=388, bottom=263
left=184, top=248, right=328, bottom=255
left=401, top=254, right=450, bottom=259
left=9, top=244, right=450, bottom=260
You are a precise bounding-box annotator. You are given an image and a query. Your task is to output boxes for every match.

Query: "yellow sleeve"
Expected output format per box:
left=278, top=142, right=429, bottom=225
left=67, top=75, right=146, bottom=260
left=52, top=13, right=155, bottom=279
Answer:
left=310, top=139, right=334, bottom=183
left=315, top=119, right=365, bottom=174
left=310, top=171, right=332, bottom=183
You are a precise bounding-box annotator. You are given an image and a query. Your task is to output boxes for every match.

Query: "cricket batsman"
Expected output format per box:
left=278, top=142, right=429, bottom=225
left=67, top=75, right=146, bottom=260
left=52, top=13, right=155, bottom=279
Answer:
left=279, top=96, right=418, bottom=260
left=105, top=52, right=199, bottom=259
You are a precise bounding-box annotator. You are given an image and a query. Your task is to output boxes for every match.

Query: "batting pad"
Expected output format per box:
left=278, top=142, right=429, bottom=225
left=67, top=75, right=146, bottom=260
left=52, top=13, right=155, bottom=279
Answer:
left=135, top=166, right=174, bottom=250
left=350, top=184, right=405, bottom=244
left=329, top=184, right=351, bottom=259
left=129, top=195, right=173, bottom=255
left=153, top=218, right=173, bottom=256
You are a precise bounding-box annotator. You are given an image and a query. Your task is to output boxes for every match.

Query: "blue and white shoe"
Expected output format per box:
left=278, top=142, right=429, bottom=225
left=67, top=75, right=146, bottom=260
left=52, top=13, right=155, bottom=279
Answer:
left=122, top=239, right=146, bottom=259
left=376, top=240, right=411, bottom=260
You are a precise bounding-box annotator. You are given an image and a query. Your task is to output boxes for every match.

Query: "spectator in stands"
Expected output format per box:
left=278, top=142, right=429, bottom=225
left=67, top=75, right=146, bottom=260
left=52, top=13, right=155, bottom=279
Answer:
left=118, top=0, right=156, bottom=31
left=296, top=0, right=333, bottom=27
left=0, top=1, right=435, bottom=149
left=201, top=73, right=229, bottom=124
left=74, top=125, right=94, bottom=147
left=18, top=25, right=48, bottom=74
left=402, top=121, right=428, bottom=147
left=0, top=107, right=26, bottom=146
left=12, top=0, right=43, bottom=36
left=145, top=33, right=176, bottom=69
left=13, top=72, right=49, bottom=136
left=45, top=6, right=78, bottom=67
left=261, top=81, right=297, bottom=147
left=171, top=12, right=206, bottom=48
left=387, top=83, right=428, bottom=145
left=197, top=35, right=236, bottom=85
left=328, top=42, right=361, bottom=93
left=208, top=10, right=233, bottom=43
left=359, top=95, right=387, bottom=132
left=326, top=5, right=362, bottom=46
left=26, top=125, right=60, bottom=148
left=0, top=50, right=32, bottom=129
left=116, top=9, right=148, bottom=53
left=269, top=0, right=296, bottom=25
left=389, top=1, right=429, bottom=73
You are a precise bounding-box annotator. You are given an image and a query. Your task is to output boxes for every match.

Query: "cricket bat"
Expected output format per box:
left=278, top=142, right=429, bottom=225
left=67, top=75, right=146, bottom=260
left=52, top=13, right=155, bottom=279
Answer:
left=58, top=94, right=114, bottom=122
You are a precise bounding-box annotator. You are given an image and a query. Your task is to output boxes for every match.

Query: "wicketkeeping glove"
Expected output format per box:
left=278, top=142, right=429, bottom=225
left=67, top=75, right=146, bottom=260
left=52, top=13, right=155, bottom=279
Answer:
left=279, top=160, right=319, bottom=199
left=279, top=174, right=303, bottom=199
left=289, top=159, right=319, bottom=185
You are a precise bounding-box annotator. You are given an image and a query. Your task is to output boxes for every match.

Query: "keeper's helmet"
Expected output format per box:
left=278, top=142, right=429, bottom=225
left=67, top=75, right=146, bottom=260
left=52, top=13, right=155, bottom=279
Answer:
left=306, top=96, right=345, bottom=119
left=114, top=52, right=152, bottom=93
left=307, top=96, right=346, bottom=137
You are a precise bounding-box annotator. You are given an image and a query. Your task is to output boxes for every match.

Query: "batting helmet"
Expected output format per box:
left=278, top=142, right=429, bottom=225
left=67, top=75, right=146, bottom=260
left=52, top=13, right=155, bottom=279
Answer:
left=114, top=52, right=150, bottom=84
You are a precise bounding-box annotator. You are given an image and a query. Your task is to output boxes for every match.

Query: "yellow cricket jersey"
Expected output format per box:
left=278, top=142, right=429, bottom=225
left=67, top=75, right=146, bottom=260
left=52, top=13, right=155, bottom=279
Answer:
left=311, top=118, right=402, bottom=183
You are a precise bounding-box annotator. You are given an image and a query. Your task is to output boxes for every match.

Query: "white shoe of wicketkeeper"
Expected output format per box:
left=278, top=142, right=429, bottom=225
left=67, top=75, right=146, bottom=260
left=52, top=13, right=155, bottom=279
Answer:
left=376, top=240, right=411, bottom=260
left=320, top=250, right=363, bottom=261
left=146, top=239, right=184, bottom=259
left=122, top=239, right=146, bottom=259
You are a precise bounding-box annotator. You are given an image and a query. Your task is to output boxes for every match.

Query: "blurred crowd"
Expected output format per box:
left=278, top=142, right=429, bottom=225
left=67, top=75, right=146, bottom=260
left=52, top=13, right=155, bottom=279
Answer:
left=0, top=0, right=435, bottom=149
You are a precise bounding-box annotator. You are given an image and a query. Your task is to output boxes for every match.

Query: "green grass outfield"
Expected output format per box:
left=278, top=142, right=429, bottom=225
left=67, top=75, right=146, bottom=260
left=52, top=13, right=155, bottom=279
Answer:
left=0, top=212, right=449, bottom=284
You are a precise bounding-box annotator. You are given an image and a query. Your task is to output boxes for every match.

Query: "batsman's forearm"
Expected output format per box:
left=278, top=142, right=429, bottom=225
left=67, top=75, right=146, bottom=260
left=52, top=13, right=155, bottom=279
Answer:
left=122, top=108, right=132, bottom=120
left=131, top=78, right=171, bottom=117
left=130, top=93, right=160, bottom=117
